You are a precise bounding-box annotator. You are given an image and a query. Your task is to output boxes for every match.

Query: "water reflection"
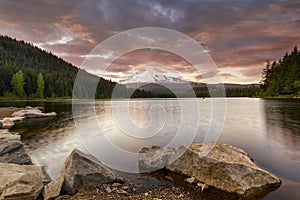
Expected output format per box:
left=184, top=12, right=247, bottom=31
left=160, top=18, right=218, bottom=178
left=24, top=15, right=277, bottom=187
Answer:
left=1, top=99, right=300, bottom=199
left=262, top=99, right=300, bottom=183
left=264, top=99, right=300, bottom=137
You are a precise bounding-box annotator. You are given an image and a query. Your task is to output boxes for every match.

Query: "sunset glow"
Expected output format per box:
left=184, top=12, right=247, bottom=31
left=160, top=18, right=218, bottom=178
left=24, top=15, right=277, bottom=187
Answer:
left=0, top=0, right=299, bottom=84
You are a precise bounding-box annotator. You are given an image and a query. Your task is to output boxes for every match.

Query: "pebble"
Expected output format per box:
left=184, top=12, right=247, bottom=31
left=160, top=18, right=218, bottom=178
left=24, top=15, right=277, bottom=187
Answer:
left=165, top=176, right=174, bottom=181
left=197, top=182, right=204, bottom=188
left=122, top=186, right=129, bottom=190
left=197, top=182, right=208, bottom=192
left=116, top=189, right=128, bottom=194
left=185, top=177, right=196, bottom=184
left=105, top=187, right=112, bottom=193
left=112, top=182, right=122, bottom=187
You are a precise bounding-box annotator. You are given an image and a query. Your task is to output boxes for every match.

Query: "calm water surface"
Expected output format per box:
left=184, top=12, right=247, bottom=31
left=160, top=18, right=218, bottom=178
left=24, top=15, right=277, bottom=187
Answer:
left=1, top=98, right=300, bottom=199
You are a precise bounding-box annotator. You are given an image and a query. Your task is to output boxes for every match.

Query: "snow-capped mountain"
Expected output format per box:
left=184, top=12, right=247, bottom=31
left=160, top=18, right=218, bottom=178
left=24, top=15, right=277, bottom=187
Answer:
left=120, top=68, right=186, bottom=85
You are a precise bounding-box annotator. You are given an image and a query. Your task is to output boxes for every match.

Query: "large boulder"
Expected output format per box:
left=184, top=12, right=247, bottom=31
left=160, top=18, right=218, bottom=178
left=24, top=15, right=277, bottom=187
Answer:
left=166, top=142, right=281, bottom=198
left=0, top=162, right=43, bottom=200
left=44, top=149, right=116, bottom=199
left=0, top=132, right=32, bottom=165
left=139, top=142, right=281, bottom=198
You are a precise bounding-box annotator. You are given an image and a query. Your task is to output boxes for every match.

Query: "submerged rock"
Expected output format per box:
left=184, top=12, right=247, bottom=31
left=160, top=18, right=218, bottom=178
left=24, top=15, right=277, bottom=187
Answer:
left=0, top=132, right=32, bottom=165
left=166, top=142, right=282, bottom=198
left=44, top=149, right=116, bottom=200
left=0, top=162, right=43, bottom=200
left=12, top=107, right=56, bottom=119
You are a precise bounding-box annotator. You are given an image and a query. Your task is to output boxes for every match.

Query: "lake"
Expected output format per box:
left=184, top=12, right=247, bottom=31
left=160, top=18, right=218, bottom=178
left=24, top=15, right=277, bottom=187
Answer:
left=1, top=98, right=300, bottom=199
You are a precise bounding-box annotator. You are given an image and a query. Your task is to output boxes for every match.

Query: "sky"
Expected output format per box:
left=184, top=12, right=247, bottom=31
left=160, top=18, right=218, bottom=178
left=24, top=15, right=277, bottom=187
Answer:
left=0, top=0, right=299, bottom=84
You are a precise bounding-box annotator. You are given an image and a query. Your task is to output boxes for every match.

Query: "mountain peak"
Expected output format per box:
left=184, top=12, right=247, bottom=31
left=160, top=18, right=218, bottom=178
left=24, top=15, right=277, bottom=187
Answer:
left=120, top=68, right=186, bottom=85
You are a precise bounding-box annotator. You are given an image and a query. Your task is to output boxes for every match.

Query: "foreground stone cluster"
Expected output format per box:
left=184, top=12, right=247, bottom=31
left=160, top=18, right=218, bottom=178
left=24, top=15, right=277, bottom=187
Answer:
left=0, top=129, right=117, bottom=200
left=0, top=127, right=281, bottom=199
left=0, top=129, right=42, bottom=199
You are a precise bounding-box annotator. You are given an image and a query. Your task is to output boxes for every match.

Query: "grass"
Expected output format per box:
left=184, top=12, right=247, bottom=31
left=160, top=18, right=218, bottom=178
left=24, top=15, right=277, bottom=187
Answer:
left=262, top=95, right=299, bottom=99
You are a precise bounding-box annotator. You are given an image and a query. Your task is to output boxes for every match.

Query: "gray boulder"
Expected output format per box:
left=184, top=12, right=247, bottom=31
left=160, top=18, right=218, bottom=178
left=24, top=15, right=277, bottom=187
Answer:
left=166, top=142, right=281, bottom=198
left=0, top=132, right=32, bottom=165
left=0, top=162, right=43, bottom=200
left=44, top=149, right=116, bottom=199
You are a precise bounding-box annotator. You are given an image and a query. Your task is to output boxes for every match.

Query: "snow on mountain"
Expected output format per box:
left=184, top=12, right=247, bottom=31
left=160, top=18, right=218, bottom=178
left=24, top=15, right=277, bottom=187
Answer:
left=120, top=68, right=186, bottom=85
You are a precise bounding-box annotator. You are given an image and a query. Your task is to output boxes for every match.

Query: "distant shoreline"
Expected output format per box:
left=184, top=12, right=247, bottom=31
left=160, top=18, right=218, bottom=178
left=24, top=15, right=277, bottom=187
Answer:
left=0, top=96, right=299, bottom=103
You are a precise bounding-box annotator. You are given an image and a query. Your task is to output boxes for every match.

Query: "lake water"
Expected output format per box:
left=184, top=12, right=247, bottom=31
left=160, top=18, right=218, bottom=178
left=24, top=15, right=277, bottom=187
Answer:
left=2, top=98, right=300, bottom=199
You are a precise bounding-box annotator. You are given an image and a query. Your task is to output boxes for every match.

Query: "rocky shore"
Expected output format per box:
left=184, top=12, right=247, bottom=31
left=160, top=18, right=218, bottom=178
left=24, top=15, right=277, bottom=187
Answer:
left=0, top=108, right=282, bottom=199
left=0, top=106, right=56, bottom=129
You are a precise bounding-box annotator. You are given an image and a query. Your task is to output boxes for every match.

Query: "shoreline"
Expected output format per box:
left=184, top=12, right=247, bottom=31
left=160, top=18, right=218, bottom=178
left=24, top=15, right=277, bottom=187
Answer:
left=0, top=95, right=299, bottom=102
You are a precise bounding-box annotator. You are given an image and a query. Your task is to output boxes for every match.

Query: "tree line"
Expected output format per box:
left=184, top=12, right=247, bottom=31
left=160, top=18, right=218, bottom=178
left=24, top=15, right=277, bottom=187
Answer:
left=1, top=35, right=298, bottom=99
left=260, top=46, right=300, bottom=97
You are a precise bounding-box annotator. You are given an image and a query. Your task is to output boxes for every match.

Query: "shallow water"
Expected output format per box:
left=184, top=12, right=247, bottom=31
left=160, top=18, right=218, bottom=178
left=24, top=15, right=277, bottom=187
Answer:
left=1, top=98, right=300, bottom=199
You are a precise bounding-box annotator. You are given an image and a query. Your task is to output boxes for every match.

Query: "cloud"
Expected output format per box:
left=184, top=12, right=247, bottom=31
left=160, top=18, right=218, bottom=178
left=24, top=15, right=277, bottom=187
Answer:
left=0, top=0, right=299, bottom=84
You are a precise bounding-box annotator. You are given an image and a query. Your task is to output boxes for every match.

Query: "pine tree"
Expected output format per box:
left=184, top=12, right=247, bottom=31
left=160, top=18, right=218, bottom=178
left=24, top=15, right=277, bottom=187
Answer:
left=36, top=73, right=44, bottom=98
left=11, top=70, right=26, bottom=97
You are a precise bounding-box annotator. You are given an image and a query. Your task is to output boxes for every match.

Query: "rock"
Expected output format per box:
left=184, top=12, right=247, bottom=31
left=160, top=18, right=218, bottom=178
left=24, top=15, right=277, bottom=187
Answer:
left=0, top=132, right=32, bottom=165
left=0, top=129, right=9, bottom=134
left=0, top=162, right=43, bottom=200
left=44, top=149, right=116, bottom=199
left=165, top=176, right=174, bottom=181
left=122, top=186, right=129, bottom=190
left=105, top=187, right=112, bottom=193
left=44, top=174, right=64, bottom=200
left=62, top=149, right=116, bottom=193
left=202, top=183, right=208, bottom=192
left=116, top=189, right=128, bottom=194
left=3, top=117, right=24, bottom=123
left=138, top=146, right=186, bottom=172
left=0, top=118, right=14, bottom=129
left=0, top=117, right=24, bottom=130
left=197, top=182, right=208, bottom=192
left=185, top=177, right=196, bottom=184
left=166, top=142, right=282, bottom=198
left=12, top=107, right=56, bottom=119
left=111, top=183, right=121, bottom=187
left=42, top=166, right=52, bottom=185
